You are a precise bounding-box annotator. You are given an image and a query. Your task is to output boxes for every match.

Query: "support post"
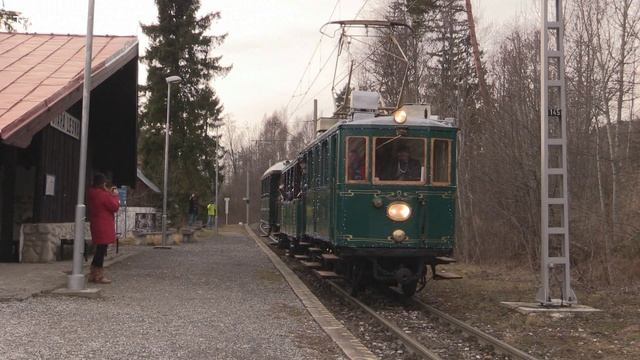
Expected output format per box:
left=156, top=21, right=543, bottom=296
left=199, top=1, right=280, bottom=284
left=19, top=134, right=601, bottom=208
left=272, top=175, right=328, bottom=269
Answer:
left=160, top=82, right=172, bottom=248
left=214, top=131, right=219, bottom=236
left=245, top=167, right=250, bottom=225
left=537, top=0, right=577, bottom=305
left=68, top=0, right=95, bottom=291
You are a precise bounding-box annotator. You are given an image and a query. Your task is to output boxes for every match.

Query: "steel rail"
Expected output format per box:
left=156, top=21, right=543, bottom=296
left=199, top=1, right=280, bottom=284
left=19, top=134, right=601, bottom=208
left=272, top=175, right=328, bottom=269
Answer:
left=326, top=280, right=443, bottom=360
left=268, top=232, right=537, bottom=359
left=411, top=298, right=540, bottom=360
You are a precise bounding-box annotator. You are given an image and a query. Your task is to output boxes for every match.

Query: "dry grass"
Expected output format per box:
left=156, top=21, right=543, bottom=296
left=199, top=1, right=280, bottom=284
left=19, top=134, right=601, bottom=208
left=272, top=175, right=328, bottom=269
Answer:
left=420, top=263, right=640, bottom=360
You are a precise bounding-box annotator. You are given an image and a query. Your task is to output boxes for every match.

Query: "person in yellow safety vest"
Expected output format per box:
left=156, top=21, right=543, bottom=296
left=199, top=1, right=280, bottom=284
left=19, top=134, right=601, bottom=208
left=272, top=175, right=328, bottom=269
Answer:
left=207, top=202, right=217, bottom=228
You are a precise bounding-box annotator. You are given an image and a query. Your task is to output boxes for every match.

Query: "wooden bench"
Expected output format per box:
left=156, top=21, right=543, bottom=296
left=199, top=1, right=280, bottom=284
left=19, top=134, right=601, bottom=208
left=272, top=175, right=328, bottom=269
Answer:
left=181, top=228, right=195, bottom=243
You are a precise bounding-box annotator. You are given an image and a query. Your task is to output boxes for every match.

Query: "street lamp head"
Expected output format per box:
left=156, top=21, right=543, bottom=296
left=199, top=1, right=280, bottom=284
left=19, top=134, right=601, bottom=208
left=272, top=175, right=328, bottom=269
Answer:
left=166, top=75, right=182, bottom=84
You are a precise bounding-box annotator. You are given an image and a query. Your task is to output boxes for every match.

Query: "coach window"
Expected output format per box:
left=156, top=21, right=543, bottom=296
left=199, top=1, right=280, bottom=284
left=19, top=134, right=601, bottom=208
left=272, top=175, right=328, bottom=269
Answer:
left=431, top=139, right=452, bottom=186
left=373, top=137, right=426, bottom=184
left=294, top=162, right=302, bottom=197
left=321, top=141, right=330, bottom=185
left=346, top=137, right=368, bottom=182
left=312, top=146, right=319, bottom=186
left=305, top=152, right=312, bottom=187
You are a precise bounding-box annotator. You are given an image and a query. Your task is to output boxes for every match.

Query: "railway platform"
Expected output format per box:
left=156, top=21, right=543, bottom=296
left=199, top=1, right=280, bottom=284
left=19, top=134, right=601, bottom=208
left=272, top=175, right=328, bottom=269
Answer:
left=0, top=225, right=372, bottom=359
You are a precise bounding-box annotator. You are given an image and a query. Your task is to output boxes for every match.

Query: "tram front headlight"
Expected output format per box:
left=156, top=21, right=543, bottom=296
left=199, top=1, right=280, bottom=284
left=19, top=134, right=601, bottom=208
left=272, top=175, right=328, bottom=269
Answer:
left=387, top=201, right=412, bottom=221
left=393, top=110, right=407, bottom=124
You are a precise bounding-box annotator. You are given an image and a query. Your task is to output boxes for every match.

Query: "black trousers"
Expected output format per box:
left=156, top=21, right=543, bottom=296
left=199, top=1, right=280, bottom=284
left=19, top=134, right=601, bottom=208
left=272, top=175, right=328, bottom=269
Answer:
left=91, top=244, right=108, bottom=268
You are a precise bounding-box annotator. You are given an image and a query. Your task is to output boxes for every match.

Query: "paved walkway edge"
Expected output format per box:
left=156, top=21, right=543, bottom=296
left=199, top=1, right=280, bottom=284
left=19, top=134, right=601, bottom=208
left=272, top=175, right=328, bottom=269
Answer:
left=244, top=225, right=378, bottom=360
left=42, top=249, right=141, bottom=297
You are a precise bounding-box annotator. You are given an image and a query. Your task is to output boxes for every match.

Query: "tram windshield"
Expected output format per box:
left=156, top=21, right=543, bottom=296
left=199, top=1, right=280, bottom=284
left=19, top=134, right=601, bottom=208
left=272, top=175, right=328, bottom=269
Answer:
left=374, top=137, right=426, bottom=184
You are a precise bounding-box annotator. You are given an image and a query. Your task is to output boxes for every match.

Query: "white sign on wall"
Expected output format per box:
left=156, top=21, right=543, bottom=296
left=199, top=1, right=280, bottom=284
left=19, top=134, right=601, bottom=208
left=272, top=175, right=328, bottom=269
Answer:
left=45, top=174, right=55, bottom=196
left=51, top=112, right=80, bottom=139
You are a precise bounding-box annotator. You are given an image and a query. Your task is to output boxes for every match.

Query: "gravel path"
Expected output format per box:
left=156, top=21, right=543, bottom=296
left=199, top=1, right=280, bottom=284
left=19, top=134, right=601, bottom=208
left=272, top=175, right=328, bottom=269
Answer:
left=0, top=229, right=345, bottom=360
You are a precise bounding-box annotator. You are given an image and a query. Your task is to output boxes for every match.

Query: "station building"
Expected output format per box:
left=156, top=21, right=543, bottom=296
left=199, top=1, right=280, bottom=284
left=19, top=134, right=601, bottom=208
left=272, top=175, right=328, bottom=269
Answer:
left=0, top=33, right=139, bottom=262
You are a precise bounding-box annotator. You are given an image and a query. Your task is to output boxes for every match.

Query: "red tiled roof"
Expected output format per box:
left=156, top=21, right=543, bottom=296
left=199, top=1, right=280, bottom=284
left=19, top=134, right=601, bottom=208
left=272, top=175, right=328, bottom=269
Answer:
left=0, top=33, right=138, bottom=147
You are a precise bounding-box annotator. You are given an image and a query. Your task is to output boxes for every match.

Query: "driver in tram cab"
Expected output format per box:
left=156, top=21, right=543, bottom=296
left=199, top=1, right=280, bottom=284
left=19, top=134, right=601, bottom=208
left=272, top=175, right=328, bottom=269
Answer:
left=384, top=144, right=421, bottom=181
left=347, top=149, right=365, bottom=181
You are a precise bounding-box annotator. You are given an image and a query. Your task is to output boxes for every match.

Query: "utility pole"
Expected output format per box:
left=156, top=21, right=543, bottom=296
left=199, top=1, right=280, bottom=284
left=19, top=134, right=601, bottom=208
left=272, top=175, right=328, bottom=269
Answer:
left=313, top=99, right=318, bottom=122
left=309, top=99, right=318, bottom=138
left=464, top=0, right=490, bottom=107
left=157, top=76, right=181, bottom=249
left=214, top=129, right=219, bottom=236
left=245, top=165, right=250, bottom=225
left=67, top=0, right=95, bottom=291
left=537, top=0, right=577, bottom=306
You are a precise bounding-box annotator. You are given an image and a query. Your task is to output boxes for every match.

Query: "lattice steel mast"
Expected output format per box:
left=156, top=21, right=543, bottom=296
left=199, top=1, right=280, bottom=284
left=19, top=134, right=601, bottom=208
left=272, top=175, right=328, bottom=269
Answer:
left=537, top=0, right=577, bottom=305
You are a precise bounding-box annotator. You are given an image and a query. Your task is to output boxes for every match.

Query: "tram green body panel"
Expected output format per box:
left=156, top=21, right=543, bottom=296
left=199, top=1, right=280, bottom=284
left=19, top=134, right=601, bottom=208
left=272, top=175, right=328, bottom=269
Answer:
left=314, top=188, right=331, bottom=241
left=305, top=191, right=315, bottom=235
left=295, top=199, right=305, bottom=237
left=423, top=190, right=456, bottom=249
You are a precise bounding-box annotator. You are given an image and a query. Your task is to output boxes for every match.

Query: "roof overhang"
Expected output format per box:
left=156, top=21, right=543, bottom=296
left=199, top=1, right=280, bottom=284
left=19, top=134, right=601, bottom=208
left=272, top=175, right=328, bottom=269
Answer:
left=0, top=33, right=138, bottom=148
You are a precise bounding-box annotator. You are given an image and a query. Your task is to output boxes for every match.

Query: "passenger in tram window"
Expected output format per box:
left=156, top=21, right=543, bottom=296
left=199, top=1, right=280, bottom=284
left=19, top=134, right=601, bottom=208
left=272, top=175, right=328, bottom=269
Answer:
left=294, top=163, right=303, bottom=198
left=381, top=144, right=421, bottom=181
left=347, top=149, right=366, bottom=181
left=299, top=159, right=308, bottom=195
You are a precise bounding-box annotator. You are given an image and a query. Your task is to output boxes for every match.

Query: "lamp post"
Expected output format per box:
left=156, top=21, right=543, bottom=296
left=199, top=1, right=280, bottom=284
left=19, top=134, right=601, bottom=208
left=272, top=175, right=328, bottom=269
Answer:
left=214, top=130, right=219, bottom=236
left=67, top=0, right=95, bottom=291
left=158, top=75, right=182, bottom=249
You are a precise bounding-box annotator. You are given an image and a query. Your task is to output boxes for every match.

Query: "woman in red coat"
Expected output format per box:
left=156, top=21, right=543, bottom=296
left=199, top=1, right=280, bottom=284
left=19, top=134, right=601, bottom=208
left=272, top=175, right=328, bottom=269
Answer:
left=87, top=172, right=120, bottom=284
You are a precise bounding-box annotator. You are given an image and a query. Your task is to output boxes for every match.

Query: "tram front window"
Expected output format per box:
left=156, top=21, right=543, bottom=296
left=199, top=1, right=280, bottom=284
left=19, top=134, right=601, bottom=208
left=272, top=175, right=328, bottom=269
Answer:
left=374, top=138, right=425, bottom=183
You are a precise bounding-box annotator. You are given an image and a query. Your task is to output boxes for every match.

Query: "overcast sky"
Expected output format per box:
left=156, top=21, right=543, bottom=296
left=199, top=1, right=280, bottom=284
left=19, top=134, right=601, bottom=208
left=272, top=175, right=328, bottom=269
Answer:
left=5, top=0, right=535, bottom=128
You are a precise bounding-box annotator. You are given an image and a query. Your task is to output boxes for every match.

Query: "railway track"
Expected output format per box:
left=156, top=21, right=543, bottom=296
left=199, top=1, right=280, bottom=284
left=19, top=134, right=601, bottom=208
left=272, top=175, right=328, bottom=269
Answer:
left=263, top=232, right=539, bottom=360
left=409, top=298, right=539, bottom=360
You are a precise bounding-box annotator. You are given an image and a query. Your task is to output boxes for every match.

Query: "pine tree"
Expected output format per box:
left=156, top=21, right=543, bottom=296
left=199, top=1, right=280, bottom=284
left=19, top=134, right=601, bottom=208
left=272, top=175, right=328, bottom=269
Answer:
left=422, top=0, right=479, bottom=118
left=139, top=0, right=229, bottom=221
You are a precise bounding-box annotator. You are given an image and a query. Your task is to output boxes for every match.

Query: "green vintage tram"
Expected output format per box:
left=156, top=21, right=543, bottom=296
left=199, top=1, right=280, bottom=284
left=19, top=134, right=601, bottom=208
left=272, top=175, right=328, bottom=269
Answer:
left=261, top=91, right=458, bottom=296
left=261, top=20, right=460, bottom=296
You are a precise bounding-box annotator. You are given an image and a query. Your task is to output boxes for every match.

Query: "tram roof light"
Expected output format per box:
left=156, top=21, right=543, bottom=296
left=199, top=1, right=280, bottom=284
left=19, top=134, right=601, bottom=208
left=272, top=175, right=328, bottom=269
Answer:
left=393, top=110, right=407, bottom=124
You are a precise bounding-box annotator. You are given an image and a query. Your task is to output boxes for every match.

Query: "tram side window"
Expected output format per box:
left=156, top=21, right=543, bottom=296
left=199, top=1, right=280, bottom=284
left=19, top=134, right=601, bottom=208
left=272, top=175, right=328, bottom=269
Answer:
left=301, top=157, right=308, bottom=189
left=278, top=175, right=286, bottom=200
left=285, top=171, right=292, bottom=200
left=374, top=138, right=425, bottom=183
left=314, top=146, right=321, bottom=186
left=321, top=141, right=329, bottom=185
left=346, top=137, right=368, bottom=182
left=305, top=153, right=312, bottom=188
left=294, top=161, right=302, bottom=197
left=432, top=139, right=451, bottom=185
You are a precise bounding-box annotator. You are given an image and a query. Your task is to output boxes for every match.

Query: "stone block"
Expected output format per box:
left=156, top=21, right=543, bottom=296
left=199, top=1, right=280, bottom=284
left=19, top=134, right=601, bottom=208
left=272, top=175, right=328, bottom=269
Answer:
left=39, top=238, right=55, bottom=262
left=22, top=224, right=36, bottom=235
left=37, top=223, right=51, bottom=234
left=21, top=247, right=38, bottom=263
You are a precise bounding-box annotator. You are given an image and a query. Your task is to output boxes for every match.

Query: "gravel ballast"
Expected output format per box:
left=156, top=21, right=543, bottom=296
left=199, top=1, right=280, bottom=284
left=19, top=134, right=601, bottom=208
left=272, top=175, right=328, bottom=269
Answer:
left=0, top=228, right=345, bottom=360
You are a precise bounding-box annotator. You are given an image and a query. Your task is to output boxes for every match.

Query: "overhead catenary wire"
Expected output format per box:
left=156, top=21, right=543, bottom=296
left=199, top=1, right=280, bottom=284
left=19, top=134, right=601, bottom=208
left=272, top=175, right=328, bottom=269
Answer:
left=286, top=0, right=374, bottom=120
left=286, top=42, right=341, bottom=119
left=284, top=0, right=342, bottom=113
left=287, top=38, right=389, bottom=119
left=354, top=0, right=371, bottom=19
